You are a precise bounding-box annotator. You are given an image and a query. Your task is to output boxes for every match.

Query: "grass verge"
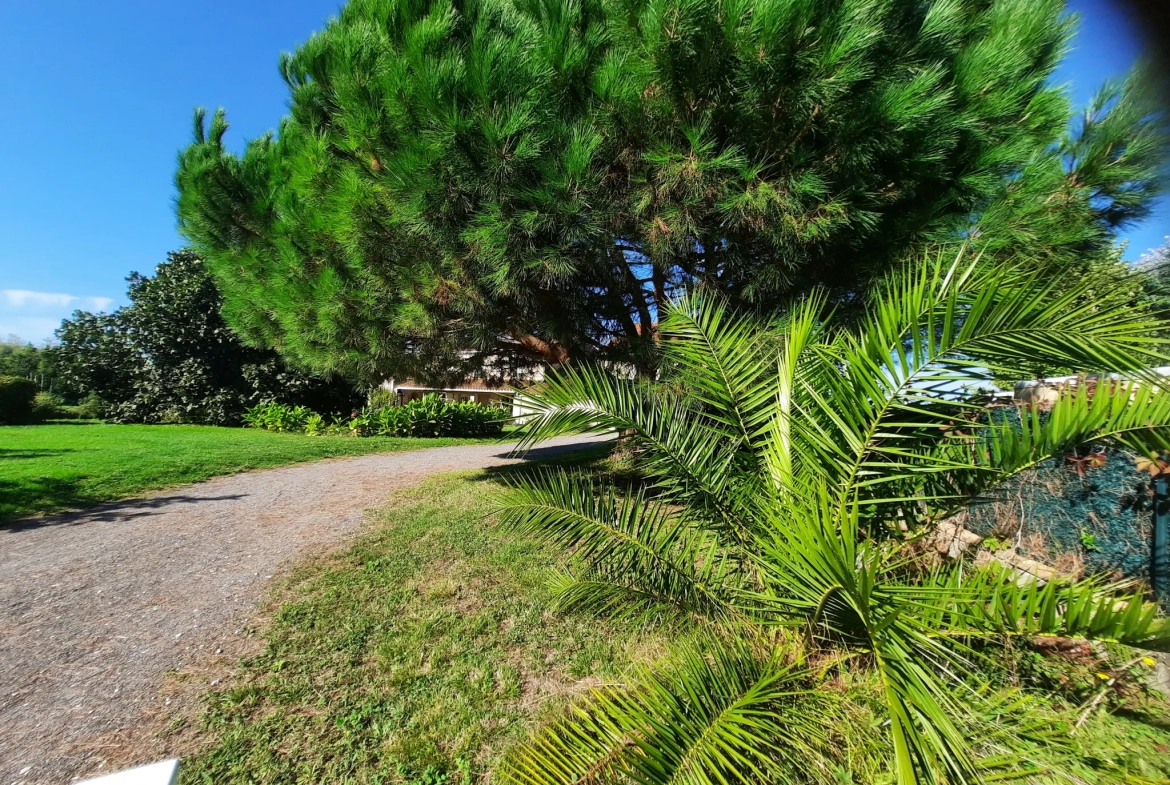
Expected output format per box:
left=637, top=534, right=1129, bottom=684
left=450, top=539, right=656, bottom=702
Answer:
left=168, top=457, right=1170, bottom=785
left=0, top=423, right=491, bottom=520
left=173, top=460, right=659, bottom=784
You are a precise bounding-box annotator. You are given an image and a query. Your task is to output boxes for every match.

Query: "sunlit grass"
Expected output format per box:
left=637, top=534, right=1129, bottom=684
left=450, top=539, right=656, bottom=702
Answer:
left=177, top=461, right=662, bottom=784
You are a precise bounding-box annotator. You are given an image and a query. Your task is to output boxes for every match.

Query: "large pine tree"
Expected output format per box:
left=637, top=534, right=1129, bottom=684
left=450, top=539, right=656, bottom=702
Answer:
left=175, top=0, right=1166, bottom=380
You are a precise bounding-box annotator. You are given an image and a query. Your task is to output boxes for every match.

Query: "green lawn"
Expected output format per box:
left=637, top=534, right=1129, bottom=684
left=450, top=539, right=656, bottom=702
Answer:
left=0, top=422, right=489, bottom=521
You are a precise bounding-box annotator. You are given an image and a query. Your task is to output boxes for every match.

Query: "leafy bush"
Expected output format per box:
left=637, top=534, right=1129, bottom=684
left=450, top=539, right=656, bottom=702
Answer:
left=0, top=375, right=37, bottom=424
left=304, top=412, right=326, bottom=436
left=32, top=391, right=65, bottom=420
left=242, top=402, right=314, bottom=433
left=498, top=256, right=1170, bottom=785
left=367, top=386, right=397, bottom=409
left=76, top=393, right=104, bottom=420
left=244, top=394, right=505, bottom=438
left=350, top=395, right=505, bottom=438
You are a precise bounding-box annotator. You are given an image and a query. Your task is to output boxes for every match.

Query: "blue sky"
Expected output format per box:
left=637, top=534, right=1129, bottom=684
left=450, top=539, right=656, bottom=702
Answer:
left=0, top=0, right=1166, bottom=343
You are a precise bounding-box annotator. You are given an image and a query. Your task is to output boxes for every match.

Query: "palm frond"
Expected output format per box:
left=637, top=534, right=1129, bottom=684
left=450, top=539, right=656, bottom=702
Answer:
left=906, top=563, right=1170, bottom=652
left=513, top=366, right=751, bottom=527
left=794, top=248, right=1168, bottom=512
left=504, top=250, right=1170, bottom=785
left=659, top=289, right=802, bottom=454
left=859, top=375, right=1170, bottom=522
left=495, top=470, right=742, bottom=625
left=498, top=641, right=842, bottom=785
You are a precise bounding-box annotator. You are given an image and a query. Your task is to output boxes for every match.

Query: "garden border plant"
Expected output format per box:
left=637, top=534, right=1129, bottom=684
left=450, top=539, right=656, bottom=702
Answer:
left=243, top=394, right=507, bottom=439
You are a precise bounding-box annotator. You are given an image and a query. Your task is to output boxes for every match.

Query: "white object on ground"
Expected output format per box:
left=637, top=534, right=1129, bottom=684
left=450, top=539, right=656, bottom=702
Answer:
left=76, top=759, right=179, bottom=785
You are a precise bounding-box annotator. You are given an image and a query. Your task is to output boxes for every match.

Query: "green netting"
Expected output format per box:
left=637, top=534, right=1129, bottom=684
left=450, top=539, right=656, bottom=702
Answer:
left=966, top=447, right=1153, bottom=583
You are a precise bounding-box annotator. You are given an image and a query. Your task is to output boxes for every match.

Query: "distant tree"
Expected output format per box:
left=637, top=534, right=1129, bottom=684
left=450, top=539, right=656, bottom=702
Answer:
left=175, top=0, right=1167, bottom=380
left=0, top=338, right=43, bottom=380
left=46, top=313, right=136, bottom=407
left=50, top=251, right=363, bottom=425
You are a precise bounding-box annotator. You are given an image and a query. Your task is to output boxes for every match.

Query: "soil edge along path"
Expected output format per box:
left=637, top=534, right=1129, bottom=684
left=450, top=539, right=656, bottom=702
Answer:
left=0, top=434, right=608, bottom=785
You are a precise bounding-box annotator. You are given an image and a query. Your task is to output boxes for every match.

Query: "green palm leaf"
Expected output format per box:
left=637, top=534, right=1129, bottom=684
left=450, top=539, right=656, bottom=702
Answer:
left=496, top=469, right=742, bottom=625
left=503, top=249, right=1170, bottom=785
left=499, top=641, right=842, bottom=785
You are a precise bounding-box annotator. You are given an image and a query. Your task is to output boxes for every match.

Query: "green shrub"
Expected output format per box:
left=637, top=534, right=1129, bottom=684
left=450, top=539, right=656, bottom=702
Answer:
left=245, top=394, right=505, bottom=439
left=32, top=391, right=65, bottom=420
left=0, top=375, right=37, bottom=424
left=77, top=393, right=105, bottom=420
left=352, top=394, right=505, bottom=438
left=447, top=398, right=508, bottom=437
left=367, top=386, right=397, bottom=409
left=304, top=412, right=326, bottom=436
left=242, top=402, right=314, bottom=433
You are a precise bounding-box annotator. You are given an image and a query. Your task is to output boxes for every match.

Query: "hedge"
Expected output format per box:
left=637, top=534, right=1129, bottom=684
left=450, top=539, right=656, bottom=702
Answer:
left=0, top=375, right=37, bottom=424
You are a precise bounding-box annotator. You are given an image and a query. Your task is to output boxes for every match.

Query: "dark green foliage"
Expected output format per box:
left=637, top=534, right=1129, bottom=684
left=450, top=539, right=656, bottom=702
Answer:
left=0, top=375, right=37, bottom=424
left=0, top=340, right=42, bottom=379
left=50, top=251, right=364, bottom=426
left=47, top=311, right=137, bottom=413
left=175, top=0, right=1166, bottom=380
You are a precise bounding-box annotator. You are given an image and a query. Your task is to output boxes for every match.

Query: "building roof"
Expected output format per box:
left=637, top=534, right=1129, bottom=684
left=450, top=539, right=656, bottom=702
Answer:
left=394, top=378, right=516, bottom=393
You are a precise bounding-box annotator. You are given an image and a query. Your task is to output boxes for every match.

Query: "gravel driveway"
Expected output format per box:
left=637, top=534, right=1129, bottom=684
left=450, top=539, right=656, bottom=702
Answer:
left=0, top=434, right=606, bottom=785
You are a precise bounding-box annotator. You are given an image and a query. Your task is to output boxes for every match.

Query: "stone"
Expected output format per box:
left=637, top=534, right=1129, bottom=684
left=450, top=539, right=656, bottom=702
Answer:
left=933, top=515, right=984, bottom=560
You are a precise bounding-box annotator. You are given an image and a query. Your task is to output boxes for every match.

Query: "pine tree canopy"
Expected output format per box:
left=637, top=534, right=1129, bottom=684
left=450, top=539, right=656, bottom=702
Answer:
left=174, top=0, right=1167, bottom=381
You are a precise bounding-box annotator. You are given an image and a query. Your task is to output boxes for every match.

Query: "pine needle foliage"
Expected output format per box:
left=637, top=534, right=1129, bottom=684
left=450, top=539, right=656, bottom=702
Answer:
left=495, top=249, right=1170, bottom=785
left=174, top=0, right=1166, bottom=381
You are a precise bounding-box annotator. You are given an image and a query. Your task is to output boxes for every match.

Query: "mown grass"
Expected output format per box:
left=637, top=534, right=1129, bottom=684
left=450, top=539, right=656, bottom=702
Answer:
left=174, top=456, right=1170, bottom=785
left=0, top=423, right=491, bottom=521
left=177, top=456, right=661, bottom=784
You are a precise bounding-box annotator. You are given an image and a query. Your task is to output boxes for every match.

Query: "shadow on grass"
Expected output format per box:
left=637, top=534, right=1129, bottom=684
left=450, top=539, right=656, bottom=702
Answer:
left=0, top=449, right=78, bottom=460
left=491, top=440, right=612, bottom=462
left=0, top=448, right=77, bottom=460
left=1, top=436, right=609, bottom=531
left=478, top=440, right=614, bottom=485
left=1, top=480, right=248, bottom=531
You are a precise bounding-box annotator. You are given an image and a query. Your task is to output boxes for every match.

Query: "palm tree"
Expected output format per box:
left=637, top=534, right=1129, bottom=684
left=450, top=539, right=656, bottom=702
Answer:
left=495, top=251, right=1170, bottom=785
